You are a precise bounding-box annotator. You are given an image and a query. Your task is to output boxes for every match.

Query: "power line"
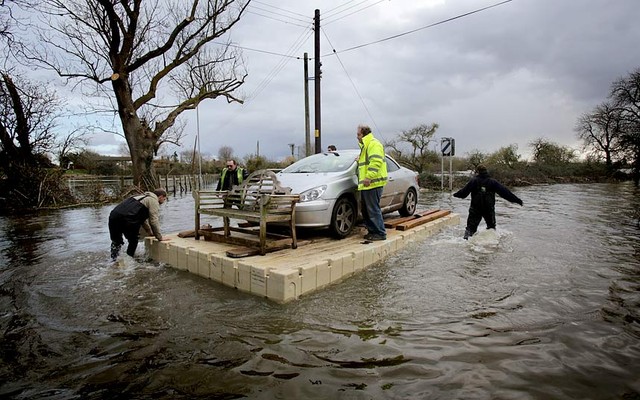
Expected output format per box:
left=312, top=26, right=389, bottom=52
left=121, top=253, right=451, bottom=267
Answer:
left=325, top=0, right=360, bottom=15
left=321, top=27, right=383, bottom=139
left=248, top=25, right=313, bottom=101
left=323, top=0, right=372, bottom=19
left=323, top=0, right=513, bottom=57
left=222, top=1, right=513, bottom=61
left=213, top=41, right=300, bottom=59
left=207, top=1, right=513, bottom=146
left=323, top=0, right=387, bottom=25
left=248, top=4, right=310, bottom=24
left=245, top=10, right=310, bottom=28
left=207, top=23, right=314, bottom=134
left=252, top=0, right=309, bottom=19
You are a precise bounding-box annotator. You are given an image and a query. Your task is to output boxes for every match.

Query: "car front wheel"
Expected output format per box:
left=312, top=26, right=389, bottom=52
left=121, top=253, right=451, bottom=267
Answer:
left=399, top=188, right=417, bottom=217
left=330, top=197, right=356, bottom=238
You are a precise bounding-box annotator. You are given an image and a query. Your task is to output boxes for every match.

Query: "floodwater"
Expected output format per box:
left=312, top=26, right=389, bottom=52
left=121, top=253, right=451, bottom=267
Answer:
left=0, top=183, right=639, bottom=399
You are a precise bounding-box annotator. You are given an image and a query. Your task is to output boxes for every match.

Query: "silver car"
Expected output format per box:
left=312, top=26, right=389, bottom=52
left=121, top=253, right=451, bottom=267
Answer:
left=276, top=149, right=419, bottom=238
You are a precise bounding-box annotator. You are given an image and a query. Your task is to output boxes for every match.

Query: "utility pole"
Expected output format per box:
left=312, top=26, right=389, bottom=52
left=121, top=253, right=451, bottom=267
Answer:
left=196, top=105, right=202, bottom=188
left=304, top=53, right=311, bottom=157
left=314, top=9, right=321, bottom=154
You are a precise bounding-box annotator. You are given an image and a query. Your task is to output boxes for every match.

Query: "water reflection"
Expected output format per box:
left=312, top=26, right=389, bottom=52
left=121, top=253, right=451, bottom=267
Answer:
left=1, top=213, right=57, bottom=267
left=0, top=183, right=639, bottom=399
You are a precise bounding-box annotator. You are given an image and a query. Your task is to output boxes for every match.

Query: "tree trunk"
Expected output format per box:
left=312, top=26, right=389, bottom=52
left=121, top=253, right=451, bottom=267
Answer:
left=112, top=75, right=158, bottom=191
left=123, top=118, right=158, bottom=190
left=633, top=149, right=640, bottom=186
left=130, top=129, right=159, bottom=190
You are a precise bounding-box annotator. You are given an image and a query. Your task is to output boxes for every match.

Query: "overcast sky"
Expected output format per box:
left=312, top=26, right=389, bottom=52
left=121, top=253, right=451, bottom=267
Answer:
left=88, top=0, right=640, bottom=162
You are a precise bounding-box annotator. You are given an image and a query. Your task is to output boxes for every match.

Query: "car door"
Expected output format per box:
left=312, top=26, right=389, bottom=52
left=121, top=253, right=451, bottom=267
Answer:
left=381, top=156, right=403, bottom=208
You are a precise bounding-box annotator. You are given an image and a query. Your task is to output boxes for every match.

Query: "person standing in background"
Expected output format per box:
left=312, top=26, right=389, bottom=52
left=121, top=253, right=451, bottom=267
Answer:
left=216, top=159, right=249, bottom=191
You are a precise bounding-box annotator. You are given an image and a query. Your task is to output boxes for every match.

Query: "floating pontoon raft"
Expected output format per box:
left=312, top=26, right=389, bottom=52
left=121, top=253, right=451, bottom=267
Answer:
left=145, top=210, right=459, bottom=303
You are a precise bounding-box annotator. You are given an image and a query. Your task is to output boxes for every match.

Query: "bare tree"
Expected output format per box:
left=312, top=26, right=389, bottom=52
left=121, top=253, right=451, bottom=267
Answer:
left=0, top=71, right=60, bottom=166
left=385, top=123, right=440, bottom=174
left=0, top=1, right=12, bottom=40
left=0, top=1, right=88, bottom=210
left=1, top=0, right=27, bottom=42
left=56, top=128, right=88, bottom=167
left=217, top=145, right=234, bottom=162
left=23, top=0, right=250, bottom=189
left=575, top=101, right=623, bottom=167
left=466, top=150, right=487, bottom=170
left=609, top=68, right=640, bottom=184
left=0, top=71, right=79, bottom=209
left=179, top=149, right=198, bottom=165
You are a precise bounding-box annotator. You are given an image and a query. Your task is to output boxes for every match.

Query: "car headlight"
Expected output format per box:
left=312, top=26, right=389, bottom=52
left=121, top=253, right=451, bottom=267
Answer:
left=299, top=185, right=327, bottom=202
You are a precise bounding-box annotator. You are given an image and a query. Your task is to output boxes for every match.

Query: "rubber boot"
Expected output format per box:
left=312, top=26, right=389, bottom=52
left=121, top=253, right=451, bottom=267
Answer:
left=110, top=242, right=122, bottom=260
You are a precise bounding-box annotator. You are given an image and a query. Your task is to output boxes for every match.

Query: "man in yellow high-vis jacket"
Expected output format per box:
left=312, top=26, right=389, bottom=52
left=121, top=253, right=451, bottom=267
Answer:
left=356, top=125, right=388, bottom=241
left=216, top=159, right=249, bottom=191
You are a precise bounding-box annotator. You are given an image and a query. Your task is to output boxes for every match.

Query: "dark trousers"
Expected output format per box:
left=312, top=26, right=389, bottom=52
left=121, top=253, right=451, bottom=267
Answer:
left=465, top=205, right=496, bottom=237
left=361, top=187, right=386, bottom=237
left=108, top=218, right=140, bottom=259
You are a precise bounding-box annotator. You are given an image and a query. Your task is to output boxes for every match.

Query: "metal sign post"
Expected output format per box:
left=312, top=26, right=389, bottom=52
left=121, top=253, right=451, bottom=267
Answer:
left=450, top=138, right=455, bottom=192
left=440, top=141, right=444, bottom=191
left=440, top=137, right=455, bottom=192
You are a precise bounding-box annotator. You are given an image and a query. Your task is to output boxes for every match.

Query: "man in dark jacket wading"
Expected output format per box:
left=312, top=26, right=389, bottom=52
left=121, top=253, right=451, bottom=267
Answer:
left=109, top=188, right=169, bottom=260
left=453, top=165, right=523, bottom=239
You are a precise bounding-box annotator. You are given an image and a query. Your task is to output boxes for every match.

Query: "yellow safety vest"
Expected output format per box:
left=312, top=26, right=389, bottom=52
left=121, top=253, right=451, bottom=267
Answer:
left=357, top=133, right=388, bottom=190
left=219, top=167, right=245, bottom=188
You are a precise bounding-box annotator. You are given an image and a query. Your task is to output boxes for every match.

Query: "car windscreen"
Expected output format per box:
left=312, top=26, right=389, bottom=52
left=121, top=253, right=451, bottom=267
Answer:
left=281, top=151, right=358, bottom=173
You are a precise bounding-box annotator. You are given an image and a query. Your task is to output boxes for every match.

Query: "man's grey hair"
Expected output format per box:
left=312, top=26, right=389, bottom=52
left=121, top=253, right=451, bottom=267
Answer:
left=358, top=125, right=372, bottom=136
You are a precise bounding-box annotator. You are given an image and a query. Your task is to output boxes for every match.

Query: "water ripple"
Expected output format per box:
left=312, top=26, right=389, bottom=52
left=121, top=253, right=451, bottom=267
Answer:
left=0, top=183, right=639, bottom=398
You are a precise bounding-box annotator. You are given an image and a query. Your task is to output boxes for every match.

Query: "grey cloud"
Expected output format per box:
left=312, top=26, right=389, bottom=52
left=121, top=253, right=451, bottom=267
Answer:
left=175, top=0, right=640, bottom=161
